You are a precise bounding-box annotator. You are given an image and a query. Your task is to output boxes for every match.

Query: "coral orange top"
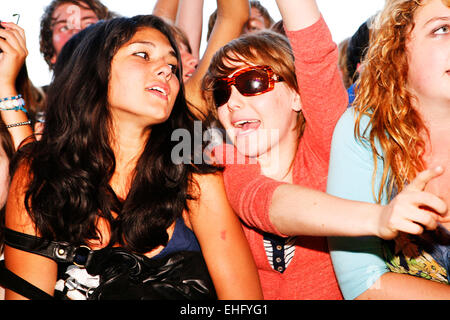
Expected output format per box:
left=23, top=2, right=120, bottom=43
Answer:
left=217, top=16, right=347, bottom=299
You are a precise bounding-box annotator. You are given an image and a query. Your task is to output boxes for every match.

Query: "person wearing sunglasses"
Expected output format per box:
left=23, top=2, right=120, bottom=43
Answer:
left=203, top=0, right=449, bottom=300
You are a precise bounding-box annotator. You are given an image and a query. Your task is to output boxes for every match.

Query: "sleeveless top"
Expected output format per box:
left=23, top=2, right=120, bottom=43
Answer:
left=2, top=218, right=213, bottom=300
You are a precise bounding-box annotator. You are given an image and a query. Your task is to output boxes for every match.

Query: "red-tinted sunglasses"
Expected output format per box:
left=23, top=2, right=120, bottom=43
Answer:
left=212, top=65, right=283, bottom=107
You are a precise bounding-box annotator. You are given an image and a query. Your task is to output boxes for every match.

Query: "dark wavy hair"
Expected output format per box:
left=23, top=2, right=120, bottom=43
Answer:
left=0, top=120, right=15, bottom=252
left=40, top=0, right=115, bottom=70
left=21, top=15, right=218, bottom=254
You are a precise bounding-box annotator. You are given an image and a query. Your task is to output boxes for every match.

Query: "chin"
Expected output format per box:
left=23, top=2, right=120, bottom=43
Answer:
left=234, top=139, right=268, bottom=160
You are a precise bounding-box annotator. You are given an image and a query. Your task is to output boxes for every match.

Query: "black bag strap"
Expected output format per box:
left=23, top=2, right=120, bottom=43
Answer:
left=4, top=228, right=94, bottom=268
left=0, top=260, right=53, bottom=300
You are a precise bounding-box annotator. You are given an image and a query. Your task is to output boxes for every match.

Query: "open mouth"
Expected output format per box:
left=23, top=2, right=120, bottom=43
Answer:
left=145, top=86, right=168, bottom=98
left=232, top=119, right=261, bottom=135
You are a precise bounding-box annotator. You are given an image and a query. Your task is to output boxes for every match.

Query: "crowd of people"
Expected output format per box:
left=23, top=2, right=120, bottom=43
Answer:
left=0, top=0, right=448, bottom=300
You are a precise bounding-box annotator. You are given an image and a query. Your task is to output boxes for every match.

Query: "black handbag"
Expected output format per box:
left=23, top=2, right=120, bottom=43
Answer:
left=0, top=228, right=217, bottom=300
left=85, top=247, right=217, bottom=300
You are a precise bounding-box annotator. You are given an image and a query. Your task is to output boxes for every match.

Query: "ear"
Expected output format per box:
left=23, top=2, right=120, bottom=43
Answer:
left=291, top=92, right=302, bottom=112
left=50, top=54, right=57, bottom=65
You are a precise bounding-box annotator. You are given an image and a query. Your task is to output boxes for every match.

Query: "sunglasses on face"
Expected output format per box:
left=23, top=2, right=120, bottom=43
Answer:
left=212, top=65, right=283, bottom=108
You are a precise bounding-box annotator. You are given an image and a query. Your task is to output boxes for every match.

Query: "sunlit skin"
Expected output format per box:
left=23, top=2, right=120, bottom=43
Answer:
left=50, top=2, right=99, bottom=63
left=108, top=27, right=180, bottom=131
left=216, top=62, right=301, bottom=181
left=178, top=42, right=198, bottom=82
left=0, top=145, right=9, bottom=208
left=405, top=0, right=450, bottom=228
left=242, top=7, right=267, bottom=34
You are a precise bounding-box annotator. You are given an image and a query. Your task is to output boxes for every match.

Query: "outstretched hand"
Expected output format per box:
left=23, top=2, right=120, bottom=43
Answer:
left=378, top=166, right=448, bottom=240
left=0, top=22, right=28, bottom=89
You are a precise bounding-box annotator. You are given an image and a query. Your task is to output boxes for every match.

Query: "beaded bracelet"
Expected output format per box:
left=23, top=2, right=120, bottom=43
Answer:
left=5, top=120, right=32, bottom=129
left=0, top=94, right=28, bottom=113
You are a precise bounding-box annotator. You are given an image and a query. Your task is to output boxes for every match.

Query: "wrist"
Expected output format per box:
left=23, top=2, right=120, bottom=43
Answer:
left=368, top=203, right=384, bottom=238
left=0, top=85, right=18, bottom=98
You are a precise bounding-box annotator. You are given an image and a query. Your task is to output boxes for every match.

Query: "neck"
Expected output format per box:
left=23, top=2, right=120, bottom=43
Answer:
left=257, top=130, right=299, bottom=183
left=109, top=117, right=150, bottom=198
left=415, top=97, right=450, bottom=129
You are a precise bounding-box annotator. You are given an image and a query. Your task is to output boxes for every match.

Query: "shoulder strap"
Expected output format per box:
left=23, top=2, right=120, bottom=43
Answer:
left=4, top=228, right=93, bottom=267
left=0, top=260, right=53, bottom=300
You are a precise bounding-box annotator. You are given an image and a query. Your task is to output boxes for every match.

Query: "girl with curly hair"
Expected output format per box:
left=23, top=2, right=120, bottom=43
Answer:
left=327, top=0, right=450, bottom=299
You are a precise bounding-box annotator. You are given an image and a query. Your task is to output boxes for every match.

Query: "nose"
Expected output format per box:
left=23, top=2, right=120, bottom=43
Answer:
left=186, top=56, right=198, bottom=69
left=226, top=86, right=244, bottom=112
left=69, top=27, right=81, bottom=35
left=154, top=60, right=174, bottom=81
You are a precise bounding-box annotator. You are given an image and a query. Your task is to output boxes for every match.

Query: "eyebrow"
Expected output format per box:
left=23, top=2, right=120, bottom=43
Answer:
left=424, top=16, right=450, bottom=26
left=129, top=41, right=177, bottom=58
left=51, top=15, right=98, bottom=27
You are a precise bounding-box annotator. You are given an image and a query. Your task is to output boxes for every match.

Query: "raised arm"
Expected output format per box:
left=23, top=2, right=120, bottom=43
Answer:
left=0, top=22, right=34, bottom=150
left=175, top=0, right=204, bottom=59
left=184, top=0, right=249, bottom=116
left=188, top=172, right=262, bottom=300
left=277, top=0, right=347, bottom=163
left=275, top=0, right=321, bottom=30
left=152, top=0, right=179, bottom=23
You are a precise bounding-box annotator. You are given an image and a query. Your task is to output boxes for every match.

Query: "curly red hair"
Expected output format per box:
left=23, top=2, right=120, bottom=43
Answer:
left=354, top=0, right=449, bottom=202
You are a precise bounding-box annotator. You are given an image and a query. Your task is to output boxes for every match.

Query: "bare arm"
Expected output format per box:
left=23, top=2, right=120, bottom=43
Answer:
left=357, top=272, right=450, bottom=299
left=175, top=0, right=204, bottom=58
left=185, top=0, right=249, bottom=116
left=0, top=22, right=34, bottom=150
left=270, top=167, right=448, bottom=239
left=152, top=0, right=179, bottom=23
left=275, top=0, right=321, bottom=31
left=4, top=162, right=58, bottom=299
left=188, top=172, right=263, bottom=300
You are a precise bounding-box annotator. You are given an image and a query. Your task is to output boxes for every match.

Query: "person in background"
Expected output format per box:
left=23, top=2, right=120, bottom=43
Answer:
left=270, top=19, right=286, bottom=37
left=206, top=0, right=274, bottom=41
left=242, top=0, right=275, bottom=34
left=345, top=18, right=372, bottom=105
left=39, top=0, right=115, bottom=71
left=153, top=0, right=250, bottom=119
left=327, top=0, right=450, bottom=299
left=337, top=37, right=351, bottom=89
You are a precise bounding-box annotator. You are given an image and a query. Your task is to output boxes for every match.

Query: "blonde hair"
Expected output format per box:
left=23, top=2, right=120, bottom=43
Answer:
left=354, top=0, right=449, bottom=202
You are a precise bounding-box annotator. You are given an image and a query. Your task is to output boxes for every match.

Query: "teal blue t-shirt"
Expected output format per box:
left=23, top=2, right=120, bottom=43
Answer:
left=327, top=108, right=450, bottom=300
left=326, top=108, right=389, bottom=300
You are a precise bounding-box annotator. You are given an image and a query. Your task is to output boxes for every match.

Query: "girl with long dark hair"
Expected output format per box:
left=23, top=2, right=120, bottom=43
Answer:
left=1, top=15, right=262, bottom=300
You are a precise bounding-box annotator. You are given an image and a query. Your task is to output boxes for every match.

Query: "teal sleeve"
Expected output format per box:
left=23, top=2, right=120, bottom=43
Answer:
left=326, top=108, right=389, bottom=300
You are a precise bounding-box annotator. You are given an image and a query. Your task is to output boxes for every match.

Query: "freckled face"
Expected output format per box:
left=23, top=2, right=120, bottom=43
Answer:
left=108, top=27, right=180, bottom=128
